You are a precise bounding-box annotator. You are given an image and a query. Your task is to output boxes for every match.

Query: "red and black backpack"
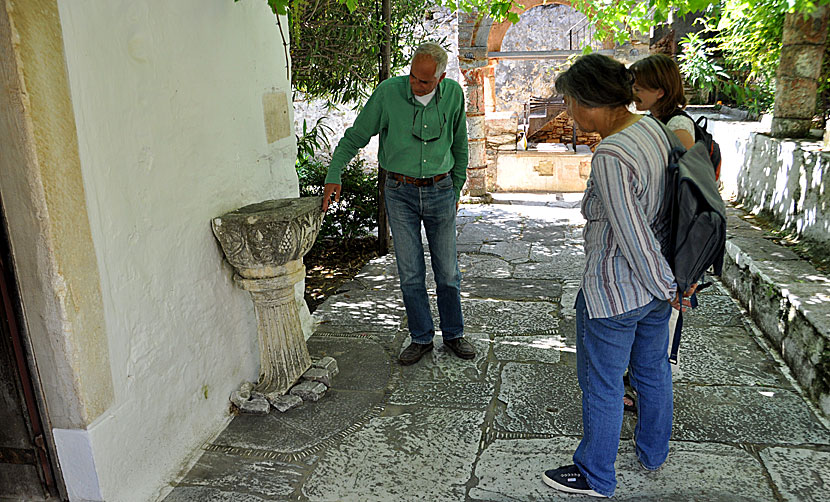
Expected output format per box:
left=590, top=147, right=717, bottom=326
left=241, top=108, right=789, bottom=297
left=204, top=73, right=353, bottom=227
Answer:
left=662, top=109, right=722, bottom=181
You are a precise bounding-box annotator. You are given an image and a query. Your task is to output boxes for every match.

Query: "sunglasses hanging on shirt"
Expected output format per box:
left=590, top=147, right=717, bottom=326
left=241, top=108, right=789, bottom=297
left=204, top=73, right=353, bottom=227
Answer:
left=411, top=105, right=445, bottom=142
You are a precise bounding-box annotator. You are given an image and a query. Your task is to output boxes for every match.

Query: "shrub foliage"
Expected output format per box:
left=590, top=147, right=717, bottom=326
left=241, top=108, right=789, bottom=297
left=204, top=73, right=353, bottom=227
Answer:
left=296, top=119, right=378, bottom=240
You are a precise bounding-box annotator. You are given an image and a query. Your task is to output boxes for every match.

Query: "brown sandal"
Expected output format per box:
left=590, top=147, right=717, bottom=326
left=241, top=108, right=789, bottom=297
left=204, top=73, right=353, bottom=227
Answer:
left=623, top=393, right=637, bottom=414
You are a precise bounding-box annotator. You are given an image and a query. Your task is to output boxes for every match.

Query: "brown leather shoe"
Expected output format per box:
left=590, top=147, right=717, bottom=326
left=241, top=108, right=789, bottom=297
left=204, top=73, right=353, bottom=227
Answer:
left=399, top=342, right=433, bottom=365
left=444, top=337, right=476, bottom=359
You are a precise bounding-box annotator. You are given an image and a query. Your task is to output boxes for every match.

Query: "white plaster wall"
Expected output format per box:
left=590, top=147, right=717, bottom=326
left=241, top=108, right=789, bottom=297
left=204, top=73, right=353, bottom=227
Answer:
left=686, top=112, right=830, bottom=245
left=55, top=1, right=298, bottom=500
left=738, top=134, right=830, bottom=244
left=685, top=112, right=769, bottom=201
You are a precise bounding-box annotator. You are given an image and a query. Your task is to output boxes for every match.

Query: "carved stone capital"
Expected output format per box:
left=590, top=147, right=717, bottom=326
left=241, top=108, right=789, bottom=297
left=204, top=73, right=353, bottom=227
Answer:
left=212, top=196, right=323, bottom=279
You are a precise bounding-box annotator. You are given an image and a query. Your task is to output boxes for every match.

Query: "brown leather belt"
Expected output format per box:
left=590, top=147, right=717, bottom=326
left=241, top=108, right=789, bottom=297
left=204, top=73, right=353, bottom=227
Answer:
left=387, top=171, right=449, bottom=187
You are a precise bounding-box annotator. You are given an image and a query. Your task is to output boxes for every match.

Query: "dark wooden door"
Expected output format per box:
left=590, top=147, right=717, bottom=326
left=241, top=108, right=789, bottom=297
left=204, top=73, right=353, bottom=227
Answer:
left=0, top=204, right=57, bottom=499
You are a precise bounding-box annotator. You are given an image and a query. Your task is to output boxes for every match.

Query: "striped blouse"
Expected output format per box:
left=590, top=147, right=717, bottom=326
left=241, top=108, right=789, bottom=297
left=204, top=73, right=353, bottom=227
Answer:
left=580, top=116, right=677, bottom=319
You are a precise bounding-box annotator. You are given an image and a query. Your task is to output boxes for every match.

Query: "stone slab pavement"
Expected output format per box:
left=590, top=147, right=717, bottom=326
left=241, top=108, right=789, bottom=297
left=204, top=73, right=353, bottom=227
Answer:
left=165, top=193, right=830, bottom=502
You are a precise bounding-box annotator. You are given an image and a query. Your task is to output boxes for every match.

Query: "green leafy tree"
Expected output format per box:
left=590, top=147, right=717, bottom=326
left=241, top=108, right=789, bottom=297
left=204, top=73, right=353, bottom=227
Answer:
left=443, top=0, right=521, bottom=22
left=568, top=0, right=827, bottom=45
left=677, top=31, right=728, bottom=102
left=289, top=0, right=438, bottom=105
left=239, top=0, right=526, bottom=105
left=708, top=0, right=786, bottom=113
left=561, top=0, right=826, bottom=115
left=713, top=0, right=784, bottom=82
left=569, top=0, right=720, bottom=44
left=260, top=0, right=521, bottom=20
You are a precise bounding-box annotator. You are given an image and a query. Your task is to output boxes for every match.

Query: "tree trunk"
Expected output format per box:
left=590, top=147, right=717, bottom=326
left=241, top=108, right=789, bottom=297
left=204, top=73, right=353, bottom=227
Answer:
left=376, top=0, right=392, bottom=255
left=771, top=6, right=830, bottom=138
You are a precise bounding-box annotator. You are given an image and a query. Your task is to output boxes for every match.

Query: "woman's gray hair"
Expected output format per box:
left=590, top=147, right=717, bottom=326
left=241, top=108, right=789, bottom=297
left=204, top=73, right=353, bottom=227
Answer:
left=555, top=53, right=634, bottom=108
left=413, top=42, right=448, bottom=78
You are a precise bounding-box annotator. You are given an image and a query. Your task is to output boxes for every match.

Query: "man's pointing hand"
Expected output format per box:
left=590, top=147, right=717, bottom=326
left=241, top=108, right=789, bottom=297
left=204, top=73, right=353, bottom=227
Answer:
left=322, top=183, right=341, bottom=212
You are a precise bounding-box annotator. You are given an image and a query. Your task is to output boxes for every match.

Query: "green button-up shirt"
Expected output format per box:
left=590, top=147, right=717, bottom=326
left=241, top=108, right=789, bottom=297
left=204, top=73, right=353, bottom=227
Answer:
left=325, top=75, right=468, bottom=200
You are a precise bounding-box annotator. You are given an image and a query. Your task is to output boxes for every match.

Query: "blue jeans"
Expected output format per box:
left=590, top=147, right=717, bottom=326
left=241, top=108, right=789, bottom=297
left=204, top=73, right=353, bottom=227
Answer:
left=384, top=174, right=463, bottom=344
left=573, top=290, right=673, bottom=497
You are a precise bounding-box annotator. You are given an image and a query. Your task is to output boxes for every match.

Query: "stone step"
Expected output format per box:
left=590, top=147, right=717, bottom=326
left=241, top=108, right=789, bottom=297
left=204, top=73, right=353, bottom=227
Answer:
left=721, top=207, right=830, bottom=419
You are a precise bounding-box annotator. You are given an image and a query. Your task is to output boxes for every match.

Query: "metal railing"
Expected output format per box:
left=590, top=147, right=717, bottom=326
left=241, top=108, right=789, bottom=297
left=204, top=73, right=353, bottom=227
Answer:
left=567, top=16, right=603, bottom=52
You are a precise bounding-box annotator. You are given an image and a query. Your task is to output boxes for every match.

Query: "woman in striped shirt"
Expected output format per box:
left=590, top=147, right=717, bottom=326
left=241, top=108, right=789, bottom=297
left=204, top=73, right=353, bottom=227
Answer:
left=541, top=54, right=686, bottom=498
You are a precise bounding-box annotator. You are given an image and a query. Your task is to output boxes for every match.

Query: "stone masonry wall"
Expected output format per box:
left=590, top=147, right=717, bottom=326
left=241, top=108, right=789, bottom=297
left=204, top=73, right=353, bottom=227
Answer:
left=529, top=111, right=602, bottom=149
left=495, top=4, right=587, bottom=115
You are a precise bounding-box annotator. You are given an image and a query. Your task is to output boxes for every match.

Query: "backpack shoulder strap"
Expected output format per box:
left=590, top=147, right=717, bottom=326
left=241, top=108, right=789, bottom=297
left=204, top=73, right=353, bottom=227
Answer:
left=663, top=107, right=691, bottom=123
left=648, top=115, right=685, bottom=155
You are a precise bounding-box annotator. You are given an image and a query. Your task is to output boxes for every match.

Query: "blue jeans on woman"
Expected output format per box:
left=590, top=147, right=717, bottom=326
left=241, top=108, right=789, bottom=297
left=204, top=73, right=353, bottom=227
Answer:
left=383, top=174, right=463, bottom=344
left=573, top=290, right=673, bottom=497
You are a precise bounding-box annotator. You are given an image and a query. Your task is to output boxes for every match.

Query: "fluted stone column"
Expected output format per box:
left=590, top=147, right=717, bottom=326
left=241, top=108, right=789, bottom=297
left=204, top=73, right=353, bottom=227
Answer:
left=235, top=260, right=310, bottom=394
left=212, top=197, right=323, bottom=395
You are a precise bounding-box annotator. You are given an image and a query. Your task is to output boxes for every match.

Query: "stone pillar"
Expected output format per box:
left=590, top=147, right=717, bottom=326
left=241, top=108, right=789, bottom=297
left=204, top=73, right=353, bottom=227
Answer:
left=461, top=65, right=488, bottom=196
left=234, top=260, right=310, bottom=394
left=211, top=197, right=323, bottom=395
left=771, top=6, right=829, bottom=138
left=484, top=64, right=497, bottom=113
left=457, top=9, right=489, bottom=198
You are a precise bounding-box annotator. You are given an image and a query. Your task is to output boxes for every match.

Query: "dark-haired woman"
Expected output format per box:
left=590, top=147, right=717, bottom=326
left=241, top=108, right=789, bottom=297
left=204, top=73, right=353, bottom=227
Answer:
left=541, top=53, right=686, bottom=498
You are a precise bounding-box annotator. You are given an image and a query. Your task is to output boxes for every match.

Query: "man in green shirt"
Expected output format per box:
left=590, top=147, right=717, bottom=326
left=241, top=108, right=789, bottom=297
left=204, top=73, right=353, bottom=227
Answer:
left=321, top=42, right=474, bottom=365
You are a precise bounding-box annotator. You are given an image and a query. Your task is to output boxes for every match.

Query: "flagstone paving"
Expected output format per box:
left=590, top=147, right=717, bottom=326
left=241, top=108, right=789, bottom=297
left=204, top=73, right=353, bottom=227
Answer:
left=165, top=193, right=830, bottom=502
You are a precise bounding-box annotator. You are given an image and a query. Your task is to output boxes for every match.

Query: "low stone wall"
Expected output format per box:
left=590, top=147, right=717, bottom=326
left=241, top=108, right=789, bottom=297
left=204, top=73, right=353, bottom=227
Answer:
left=529, top=111, right=602, bottom=148
left=493, top=150, right=592, bottom=192
left=721, top=209, right=830, bottom=418
left=710, top=113, right=830, bottom=418
left=737, top=133, right=830, bottom=247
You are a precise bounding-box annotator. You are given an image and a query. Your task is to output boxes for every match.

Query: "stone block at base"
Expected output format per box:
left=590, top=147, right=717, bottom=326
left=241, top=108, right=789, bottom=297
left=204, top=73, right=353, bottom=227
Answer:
left=266, top=393, right=303, bottom=413
left=230, top=391, right=270, bottom=414
left=313, top=356, right=339, bottom=377
left=302, top=368, right=332, bottom=387
left=290, top=380, right=327, bottom=402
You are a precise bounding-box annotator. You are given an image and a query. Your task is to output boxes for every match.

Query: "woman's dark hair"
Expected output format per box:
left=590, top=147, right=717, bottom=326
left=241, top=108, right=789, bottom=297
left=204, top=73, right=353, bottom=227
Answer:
left=554, top=53, right=634, bottom=108
left=629, top=54, right=687, bottom=119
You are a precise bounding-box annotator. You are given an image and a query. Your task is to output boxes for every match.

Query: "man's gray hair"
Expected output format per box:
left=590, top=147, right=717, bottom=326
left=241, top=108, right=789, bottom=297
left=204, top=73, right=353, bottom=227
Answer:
left=413, top=42, right=448, bottom=78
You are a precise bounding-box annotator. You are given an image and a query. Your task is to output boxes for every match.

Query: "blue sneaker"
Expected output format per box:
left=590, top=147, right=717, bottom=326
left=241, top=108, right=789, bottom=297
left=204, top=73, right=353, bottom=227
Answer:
left=542, top=465, right=607, bottom=498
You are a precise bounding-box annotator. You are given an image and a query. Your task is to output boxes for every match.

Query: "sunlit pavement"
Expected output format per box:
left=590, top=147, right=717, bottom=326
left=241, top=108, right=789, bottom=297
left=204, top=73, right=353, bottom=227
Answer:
left=165, top=193, right=830, bottom=502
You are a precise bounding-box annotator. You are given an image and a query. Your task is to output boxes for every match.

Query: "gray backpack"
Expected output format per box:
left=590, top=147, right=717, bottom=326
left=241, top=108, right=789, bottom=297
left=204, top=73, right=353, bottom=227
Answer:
left=652, top=117, right=727, bottom=362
